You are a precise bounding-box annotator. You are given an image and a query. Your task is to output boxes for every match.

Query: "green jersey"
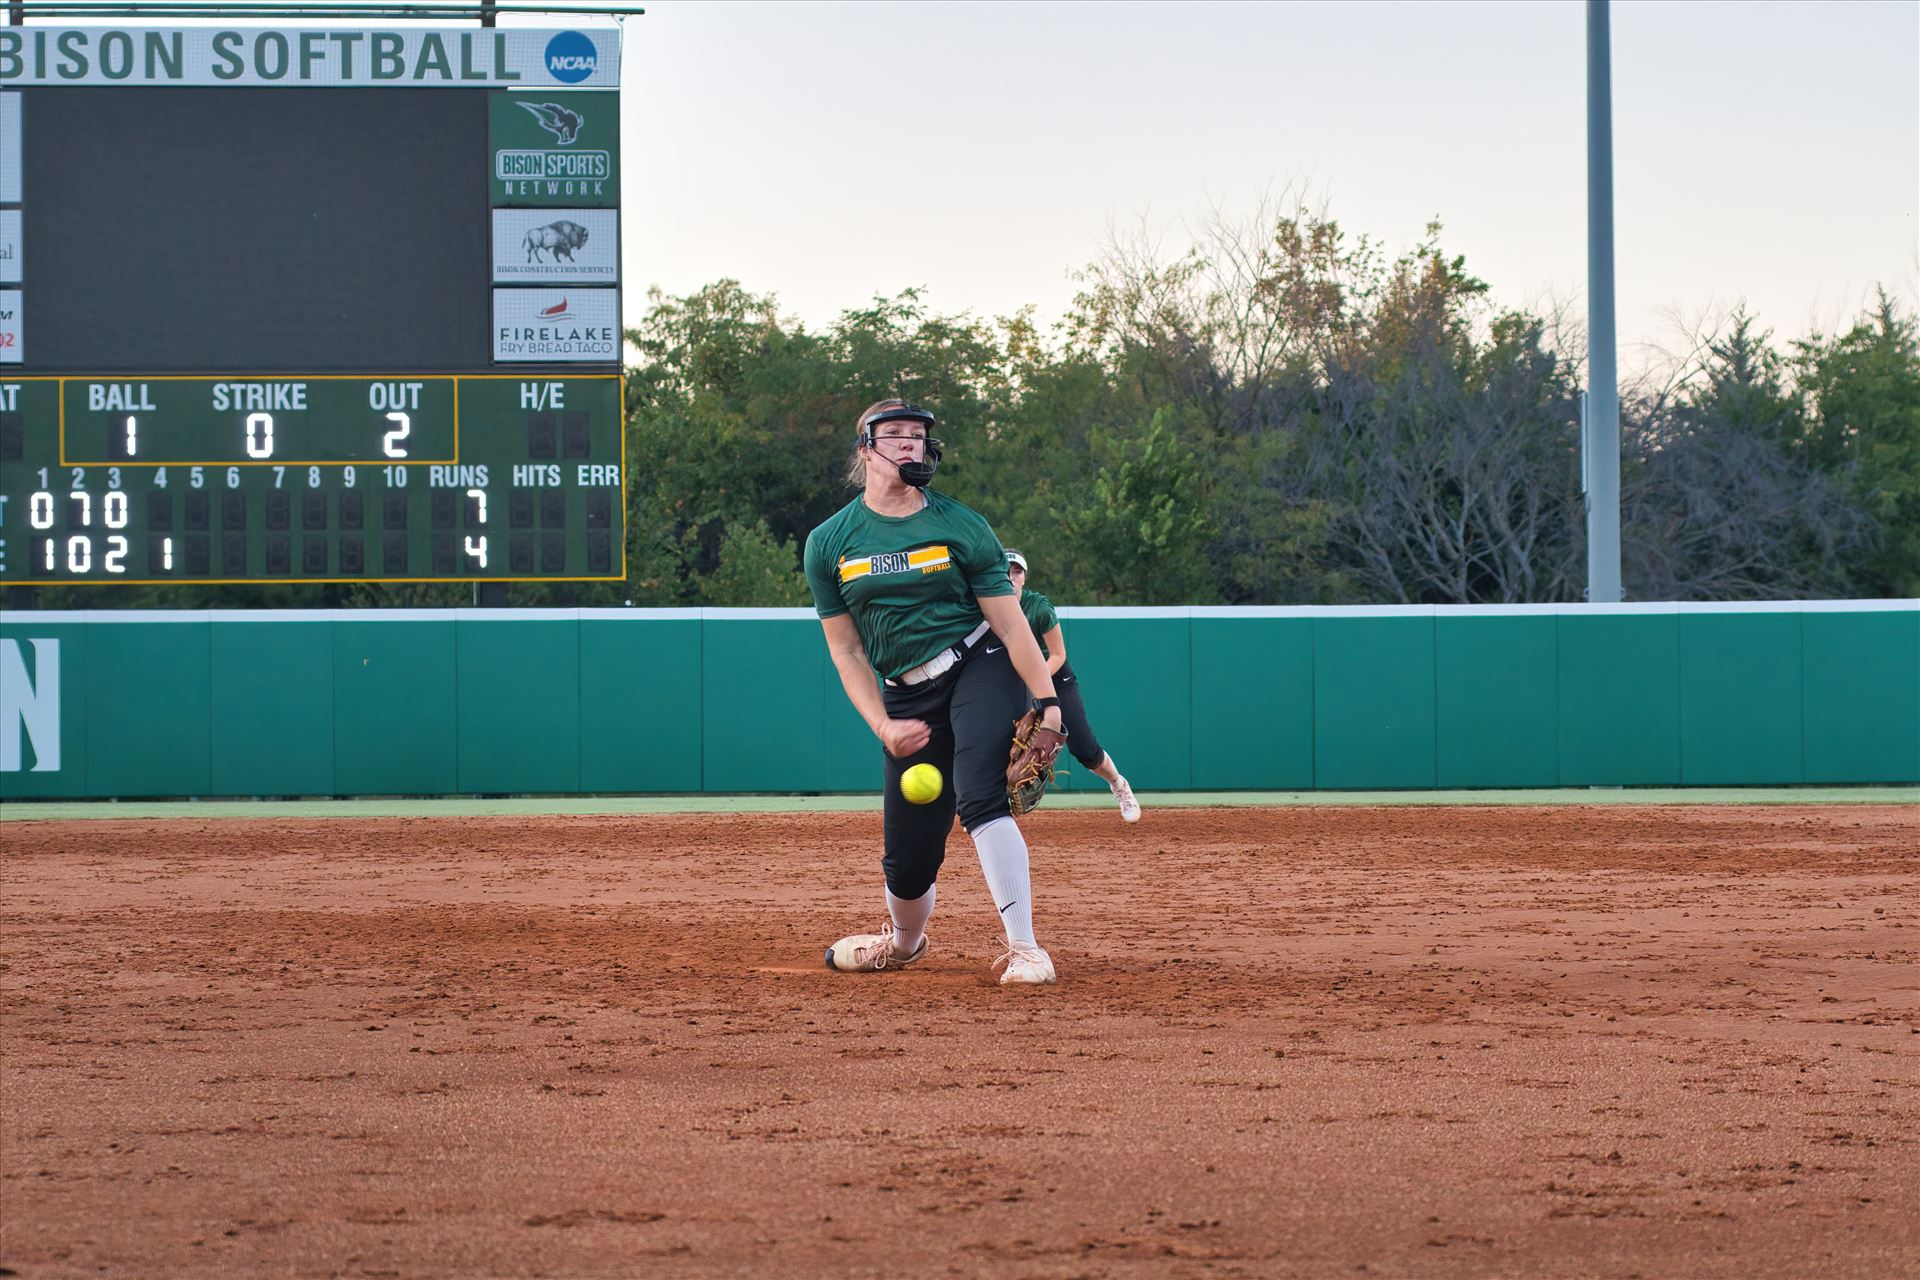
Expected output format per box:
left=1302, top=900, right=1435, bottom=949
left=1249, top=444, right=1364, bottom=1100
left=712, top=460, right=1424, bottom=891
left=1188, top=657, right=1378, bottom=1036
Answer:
left=804, top=491, right=1014, bottom=679
left=1019, top=589, right=1061, bottom=657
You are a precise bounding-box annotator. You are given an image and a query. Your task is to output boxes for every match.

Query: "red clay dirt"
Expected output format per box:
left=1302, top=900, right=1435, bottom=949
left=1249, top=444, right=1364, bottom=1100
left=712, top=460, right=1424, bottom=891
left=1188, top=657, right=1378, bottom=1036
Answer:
left=1, top=804, right=1916, bottom=1279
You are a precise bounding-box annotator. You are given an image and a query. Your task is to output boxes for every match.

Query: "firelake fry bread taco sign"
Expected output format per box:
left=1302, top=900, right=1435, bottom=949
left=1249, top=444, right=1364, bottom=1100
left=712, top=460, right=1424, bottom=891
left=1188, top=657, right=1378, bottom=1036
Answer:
left=0, top=26, right=620, bottom=88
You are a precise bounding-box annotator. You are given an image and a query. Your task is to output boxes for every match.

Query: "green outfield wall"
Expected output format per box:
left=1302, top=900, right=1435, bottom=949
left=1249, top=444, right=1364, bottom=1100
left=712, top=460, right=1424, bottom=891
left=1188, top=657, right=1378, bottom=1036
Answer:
left=2, top=604, right=1915, bottom=799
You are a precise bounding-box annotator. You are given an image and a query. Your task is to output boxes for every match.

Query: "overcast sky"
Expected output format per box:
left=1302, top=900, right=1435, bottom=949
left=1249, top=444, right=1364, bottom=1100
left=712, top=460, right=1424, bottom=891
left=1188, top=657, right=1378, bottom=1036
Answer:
left=619, top=0, right=1918, bottom=369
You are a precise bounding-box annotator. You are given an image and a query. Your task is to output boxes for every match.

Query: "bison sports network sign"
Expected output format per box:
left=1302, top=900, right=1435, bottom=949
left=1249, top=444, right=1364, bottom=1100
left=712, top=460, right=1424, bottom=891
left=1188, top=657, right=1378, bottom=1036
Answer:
left=0, top=26, right=620, bottom=88
left=0, top=91, right=18, bottom=201
left=489, top=90, right=617, bottom=207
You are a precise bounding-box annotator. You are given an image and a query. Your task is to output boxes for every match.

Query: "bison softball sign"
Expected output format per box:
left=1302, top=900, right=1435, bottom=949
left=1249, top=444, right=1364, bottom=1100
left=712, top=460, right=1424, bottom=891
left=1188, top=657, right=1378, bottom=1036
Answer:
left=492, top=209, right=617, bottom=284
left=0, top=27, right=619, bottom=89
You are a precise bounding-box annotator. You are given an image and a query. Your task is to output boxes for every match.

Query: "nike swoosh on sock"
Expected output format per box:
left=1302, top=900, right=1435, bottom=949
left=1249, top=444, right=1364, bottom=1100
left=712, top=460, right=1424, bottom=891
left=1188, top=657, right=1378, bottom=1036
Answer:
left=998, top=899, right=1018, bottom=915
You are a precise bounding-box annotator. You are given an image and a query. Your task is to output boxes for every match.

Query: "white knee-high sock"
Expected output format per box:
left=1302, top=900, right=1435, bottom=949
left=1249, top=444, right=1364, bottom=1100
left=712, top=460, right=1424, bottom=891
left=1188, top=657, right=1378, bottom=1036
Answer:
left=887, top=883, right=936, bottom=952
left=970, top=816, right=1036, bottom=948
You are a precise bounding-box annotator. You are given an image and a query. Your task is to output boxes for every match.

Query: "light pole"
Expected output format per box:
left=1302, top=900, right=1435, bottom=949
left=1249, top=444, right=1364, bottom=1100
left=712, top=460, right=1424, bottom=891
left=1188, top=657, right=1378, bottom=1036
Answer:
left=1586, top=0, right=1623, bottom=603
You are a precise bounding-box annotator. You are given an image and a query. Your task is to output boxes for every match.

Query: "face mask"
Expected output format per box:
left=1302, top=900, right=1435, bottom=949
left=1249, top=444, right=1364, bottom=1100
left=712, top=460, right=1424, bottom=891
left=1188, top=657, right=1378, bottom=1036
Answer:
left=857, top=404, right=943, bottom=488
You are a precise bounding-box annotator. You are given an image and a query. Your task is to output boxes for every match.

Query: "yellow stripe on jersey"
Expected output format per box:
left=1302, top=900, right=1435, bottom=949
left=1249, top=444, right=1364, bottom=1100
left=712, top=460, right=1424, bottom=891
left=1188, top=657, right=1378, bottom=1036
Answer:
left=839, top=545, right=952, bottom=583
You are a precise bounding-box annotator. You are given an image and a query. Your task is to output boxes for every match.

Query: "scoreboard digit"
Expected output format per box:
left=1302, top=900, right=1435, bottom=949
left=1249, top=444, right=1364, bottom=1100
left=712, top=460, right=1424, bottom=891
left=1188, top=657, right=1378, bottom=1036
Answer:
left=0, top=21, right=626, bottom=584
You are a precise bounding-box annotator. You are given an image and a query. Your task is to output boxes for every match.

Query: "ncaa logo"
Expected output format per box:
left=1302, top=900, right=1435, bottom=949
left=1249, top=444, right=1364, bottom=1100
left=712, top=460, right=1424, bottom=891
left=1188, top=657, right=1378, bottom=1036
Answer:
left=544, top=31, right=598, bottom=84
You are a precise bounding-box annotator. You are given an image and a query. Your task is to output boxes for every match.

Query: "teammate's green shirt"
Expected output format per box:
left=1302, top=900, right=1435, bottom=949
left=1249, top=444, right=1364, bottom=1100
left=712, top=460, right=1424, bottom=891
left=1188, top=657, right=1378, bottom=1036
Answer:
left=804, top=491, right=1014, bottom=679
left=1019, top=589, right=1060, bottom=658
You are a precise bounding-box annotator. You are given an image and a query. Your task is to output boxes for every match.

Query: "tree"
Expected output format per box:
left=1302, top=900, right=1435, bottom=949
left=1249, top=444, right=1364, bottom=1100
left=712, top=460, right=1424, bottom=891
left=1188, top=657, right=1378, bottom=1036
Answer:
left=1056, top=411, right=1218, bottom=603
left=700, top=517, right=808, bottom=606
left=1793, top=292, right=1920, bottom=596
left=1617, top=309, right=1874, bottom=600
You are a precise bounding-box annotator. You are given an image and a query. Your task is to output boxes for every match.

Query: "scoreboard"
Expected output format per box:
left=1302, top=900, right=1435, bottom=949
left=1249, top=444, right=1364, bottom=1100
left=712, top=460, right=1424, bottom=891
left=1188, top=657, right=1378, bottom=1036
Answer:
left=4, top=373, right=620, bottom=580
left=0, top=23, right=626, bottom=583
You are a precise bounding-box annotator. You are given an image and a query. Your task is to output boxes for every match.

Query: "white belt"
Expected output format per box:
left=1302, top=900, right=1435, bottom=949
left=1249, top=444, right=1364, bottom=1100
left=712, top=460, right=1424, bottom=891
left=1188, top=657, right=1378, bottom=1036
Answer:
left=890, top=621, right=991, bottom=687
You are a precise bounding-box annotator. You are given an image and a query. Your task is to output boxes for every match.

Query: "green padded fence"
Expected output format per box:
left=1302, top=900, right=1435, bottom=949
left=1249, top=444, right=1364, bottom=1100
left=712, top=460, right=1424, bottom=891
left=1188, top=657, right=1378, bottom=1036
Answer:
left=2, top=603, right=1915, bottom=799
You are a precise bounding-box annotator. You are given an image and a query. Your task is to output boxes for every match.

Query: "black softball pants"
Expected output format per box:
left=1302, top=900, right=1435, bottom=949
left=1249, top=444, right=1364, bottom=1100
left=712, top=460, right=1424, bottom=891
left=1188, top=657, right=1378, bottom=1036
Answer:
left=1052, top=662, right=1107, bottom=771
left=878, top=644, right=1028, bottom=900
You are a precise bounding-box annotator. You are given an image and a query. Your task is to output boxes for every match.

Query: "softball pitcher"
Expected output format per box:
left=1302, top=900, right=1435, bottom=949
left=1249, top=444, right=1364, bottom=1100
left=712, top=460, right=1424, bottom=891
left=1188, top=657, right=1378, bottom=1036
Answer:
left=1003, top=549, right=1142, bottom=822
left=803, top=399, right=1064, bottom=986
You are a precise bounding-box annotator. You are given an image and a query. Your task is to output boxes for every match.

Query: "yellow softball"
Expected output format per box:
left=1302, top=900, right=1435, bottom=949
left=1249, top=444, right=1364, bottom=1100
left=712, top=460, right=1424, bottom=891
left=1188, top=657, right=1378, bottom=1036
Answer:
left=899, top=762, right=944, bottom=805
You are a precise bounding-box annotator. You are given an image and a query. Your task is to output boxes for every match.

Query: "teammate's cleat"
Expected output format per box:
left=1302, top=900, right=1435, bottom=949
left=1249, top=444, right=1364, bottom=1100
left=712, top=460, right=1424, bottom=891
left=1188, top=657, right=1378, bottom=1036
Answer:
left=824, top=925, right=927, bottom=973
left=992, top=943, right=1057, bottom=986
left=1111, top=775, right=1142, bottom=823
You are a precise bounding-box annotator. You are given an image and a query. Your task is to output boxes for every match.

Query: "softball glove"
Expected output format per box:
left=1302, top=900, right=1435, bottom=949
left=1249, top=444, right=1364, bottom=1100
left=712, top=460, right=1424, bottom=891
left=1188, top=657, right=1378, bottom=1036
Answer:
left=1006, top=708, right=1068, bottom=816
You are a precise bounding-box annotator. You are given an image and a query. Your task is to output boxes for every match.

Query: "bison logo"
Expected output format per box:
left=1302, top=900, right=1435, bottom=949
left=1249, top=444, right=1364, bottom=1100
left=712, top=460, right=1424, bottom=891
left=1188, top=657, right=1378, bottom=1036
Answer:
left=517, top=100, right=585, bottom=145
left=523, top=220, right=590, bottom=264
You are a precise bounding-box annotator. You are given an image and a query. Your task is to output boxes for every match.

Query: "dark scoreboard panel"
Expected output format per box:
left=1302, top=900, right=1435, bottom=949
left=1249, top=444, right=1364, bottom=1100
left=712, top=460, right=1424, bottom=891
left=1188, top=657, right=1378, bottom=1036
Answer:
left=15, top=87, right=493, bottom=373
left=0, top=374, right=623, bottom=582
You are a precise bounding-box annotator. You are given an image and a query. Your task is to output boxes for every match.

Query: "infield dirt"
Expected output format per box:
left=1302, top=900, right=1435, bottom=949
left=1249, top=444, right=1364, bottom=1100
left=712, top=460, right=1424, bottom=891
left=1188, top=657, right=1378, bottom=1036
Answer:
left=2, top=804, right=1916, bottom=1278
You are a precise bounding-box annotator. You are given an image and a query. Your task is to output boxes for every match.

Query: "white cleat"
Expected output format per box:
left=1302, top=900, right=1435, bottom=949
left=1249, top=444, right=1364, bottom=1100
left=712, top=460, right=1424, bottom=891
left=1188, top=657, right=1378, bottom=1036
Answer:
left=1111, top=775, right=1142, bottom=823
left=992, top=943, right=1057, bottom=986
left=824, top=925, right=926, bottom=973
